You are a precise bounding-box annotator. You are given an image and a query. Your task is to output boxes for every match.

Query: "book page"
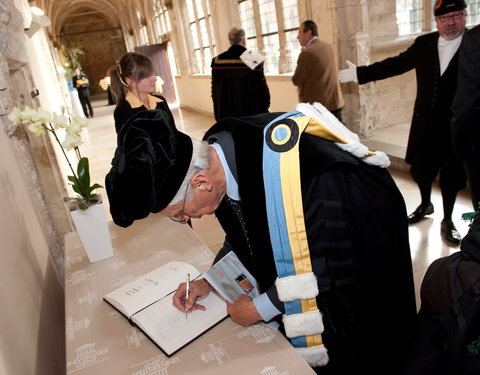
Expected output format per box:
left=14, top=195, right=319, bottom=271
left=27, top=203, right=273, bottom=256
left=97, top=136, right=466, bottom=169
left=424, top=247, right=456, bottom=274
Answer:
left=132, top=290, right=227, bottom=355
left=204, top=251, right=259, bottom=303
left=104, top=261, right=200, bottom=318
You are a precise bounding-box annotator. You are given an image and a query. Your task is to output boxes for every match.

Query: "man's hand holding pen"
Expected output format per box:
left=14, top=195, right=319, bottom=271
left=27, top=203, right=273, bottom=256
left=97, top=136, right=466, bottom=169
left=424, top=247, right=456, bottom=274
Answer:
left=173, top=278, right=262, bottom=327
left=173, top=278, right=213, bottom=313
left=185, top=273, right=190, bottom=319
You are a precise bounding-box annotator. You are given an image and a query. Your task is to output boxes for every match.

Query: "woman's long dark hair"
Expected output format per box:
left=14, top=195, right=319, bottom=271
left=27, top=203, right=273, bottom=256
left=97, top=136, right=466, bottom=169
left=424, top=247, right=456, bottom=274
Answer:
left=109, top=52, right=154, bottom=105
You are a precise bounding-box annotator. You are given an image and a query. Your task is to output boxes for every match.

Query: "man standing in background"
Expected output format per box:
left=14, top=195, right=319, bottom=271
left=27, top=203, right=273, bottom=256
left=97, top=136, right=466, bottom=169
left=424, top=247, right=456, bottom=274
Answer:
left=292, top=20, right=344, bottom=121
left=338, top=0, right=468, bottom=244
left=211, top=27, right=270, bottom=121
left=72, top=67, right=94, bottom=118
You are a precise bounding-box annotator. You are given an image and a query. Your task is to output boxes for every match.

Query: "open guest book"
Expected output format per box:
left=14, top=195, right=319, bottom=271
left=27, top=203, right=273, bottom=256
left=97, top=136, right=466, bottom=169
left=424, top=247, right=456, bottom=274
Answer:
left=103, top=261, right=227, bottom=356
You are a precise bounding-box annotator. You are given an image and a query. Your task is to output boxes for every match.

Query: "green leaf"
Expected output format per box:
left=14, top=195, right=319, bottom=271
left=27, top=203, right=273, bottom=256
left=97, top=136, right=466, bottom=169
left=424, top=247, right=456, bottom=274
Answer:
left=65, top=156, right=103, bottom=207
left=76, top=157, right=91, bottom=197
left=88, top=183, right=103, bottom=194
left=462, top=211, right=479, bottom=227
left=71, top=184, right=81, bottom=195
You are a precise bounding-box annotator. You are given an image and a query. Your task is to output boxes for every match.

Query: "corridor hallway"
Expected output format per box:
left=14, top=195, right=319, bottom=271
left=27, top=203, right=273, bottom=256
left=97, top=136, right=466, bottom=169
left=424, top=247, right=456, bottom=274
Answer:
left=84, top=95, right=474, bottom=307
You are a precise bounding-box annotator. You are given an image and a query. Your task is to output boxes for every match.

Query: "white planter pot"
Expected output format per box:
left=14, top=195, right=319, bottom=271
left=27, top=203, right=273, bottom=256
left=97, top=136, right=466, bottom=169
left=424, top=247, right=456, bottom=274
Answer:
left=70, top=203, right=114, bottom=262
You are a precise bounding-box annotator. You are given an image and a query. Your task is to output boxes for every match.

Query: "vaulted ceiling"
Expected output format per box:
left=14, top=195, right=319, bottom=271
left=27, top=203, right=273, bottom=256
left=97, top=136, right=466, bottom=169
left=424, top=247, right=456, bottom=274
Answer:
left=28, top=0, right=176, bottom=94
left=32, top=0, right=159, bottom=40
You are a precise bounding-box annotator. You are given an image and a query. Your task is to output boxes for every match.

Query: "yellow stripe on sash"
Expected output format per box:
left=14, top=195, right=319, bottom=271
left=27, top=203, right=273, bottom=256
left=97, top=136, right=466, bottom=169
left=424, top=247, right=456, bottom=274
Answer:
left=278, top=116, right=323, bottom=347
left=279, top=116, right=311, bottom=275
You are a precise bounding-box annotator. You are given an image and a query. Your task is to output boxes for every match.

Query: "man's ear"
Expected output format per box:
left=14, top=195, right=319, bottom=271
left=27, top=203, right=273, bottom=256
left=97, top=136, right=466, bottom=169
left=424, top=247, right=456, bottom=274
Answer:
left=192, top=173, right=212, bottom=192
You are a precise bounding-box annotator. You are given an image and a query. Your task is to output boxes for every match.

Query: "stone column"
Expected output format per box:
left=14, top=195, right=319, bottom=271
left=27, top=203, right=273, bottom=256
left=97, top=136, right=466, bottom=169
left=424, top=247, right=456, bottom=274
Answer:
left=1, top=0, right=65, bottom=280
left=334, top=0, right=400, bottom=138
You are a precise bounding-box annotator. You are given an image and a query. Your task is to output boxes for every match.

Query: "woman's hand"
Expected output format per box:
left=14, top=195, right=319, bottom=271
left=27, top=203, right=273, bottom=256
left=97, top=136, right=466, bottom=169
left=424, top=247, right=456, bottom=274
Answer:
left=172, top=278, right=213, bottom=313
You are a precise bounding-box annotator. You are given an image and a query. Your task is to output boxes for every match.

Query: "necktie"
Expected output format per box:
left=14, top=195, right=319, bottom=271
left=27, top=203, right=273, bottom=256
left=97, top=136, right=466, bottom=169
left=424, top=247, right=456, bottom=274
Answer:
left=224, top=196, right=255, bottom=261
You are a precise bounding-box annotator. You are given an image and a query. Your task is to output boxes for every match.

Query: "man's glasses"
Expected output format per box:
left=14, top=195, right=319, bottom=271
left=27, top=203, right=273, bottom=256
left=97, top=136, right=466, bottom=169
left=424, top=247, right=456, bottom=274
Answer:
left=436, top=11, right=465, bottom=23
left=169, top=184, right=189, bottom=223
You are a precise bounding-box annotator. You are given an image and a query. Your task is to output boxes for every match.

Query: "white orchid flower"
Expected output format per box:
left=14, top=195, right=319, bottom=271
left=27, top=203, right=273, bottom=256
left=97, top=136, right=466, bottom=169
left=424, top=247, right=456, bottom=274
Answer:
left=21, top=106, right=37, bottom=123
left=7, top=107, right=22, bottom=124
left=67, top=120, right=85, bottom=136
left=62, top=132, right=83, bottom=151
left=36, top=108, right=52, bottom=123
left=71, top=116, right=88, bottom=129
left=8, top=106, right=101, bottom=209
left=28, top=122, right=46, bottom=136
left=52, top=112, right=68, bottom=129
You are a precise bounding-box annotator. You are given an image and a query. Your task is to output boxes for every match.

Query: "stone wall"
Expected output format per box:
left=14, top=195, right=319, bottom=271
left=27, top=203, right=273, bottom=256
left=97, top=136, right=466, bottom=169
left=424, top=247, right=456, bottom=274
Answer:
left=4, top=0, right=66, bottom=277
left=336, top=0, right=417, bottom=138
left=0, top=1, right=65, bottom=373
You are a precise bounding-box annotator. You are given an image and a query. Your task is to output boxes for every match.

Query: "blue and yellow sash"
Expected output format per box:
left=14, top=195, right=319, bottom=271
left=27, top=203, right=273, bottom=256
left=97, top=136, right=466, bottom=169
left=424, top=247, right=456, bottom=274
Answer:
left=262, top=108, right=376, bottom=367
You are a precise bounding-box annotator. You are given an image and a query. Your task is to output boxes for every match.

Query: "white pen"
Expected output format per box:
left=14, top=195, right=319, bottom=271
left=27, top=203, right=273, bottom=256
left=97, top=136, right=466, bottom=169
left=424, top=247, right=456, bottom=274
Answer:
left=185, top=273, right=190, bottom=319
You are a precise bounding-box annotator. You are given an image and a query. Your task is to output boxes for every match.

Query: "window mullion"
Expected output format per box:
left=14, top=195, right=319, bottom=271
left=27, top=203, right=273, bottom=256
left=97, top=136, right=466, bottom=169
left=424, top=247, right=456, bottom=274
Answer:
left=274, top=0, right=287, bottom=74
left=202, top=0, right=215, bottom=61
left=422, top=0, right=432, bottom=31
left=251, top=0, right=264, bottom=52
left=192, top=1, right=204, bottom=73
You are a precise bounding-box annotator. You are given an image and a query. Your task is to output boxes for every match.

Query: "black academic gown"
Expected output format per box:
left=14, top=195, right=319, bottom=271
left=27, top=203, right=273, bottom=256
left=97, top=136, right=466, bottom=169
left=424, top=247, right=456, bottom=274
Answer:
left=211, top=45, right=270, bottom=121
left=114, top=94, right=175, bottom=133
left=405, top=217, right=480, bottom=375
left=204, top=113, right=417, bottom=374
left=357, top=32, right=466, bottom=192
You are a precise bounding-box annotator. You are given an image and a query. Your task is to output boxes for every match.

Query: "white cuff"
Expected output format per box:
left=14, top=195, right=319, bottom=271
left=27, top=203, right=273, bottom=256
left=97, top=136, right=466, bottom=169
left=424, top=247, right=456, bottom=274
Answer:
left=275, top=273, right=318, bottom=302
left=361, top=151, right=391, bottom=168
left=252, top=293, right=281, bottom=322
left=296, top=345, right=329, bottom=367
left=283, top=310, right=324, bottom=337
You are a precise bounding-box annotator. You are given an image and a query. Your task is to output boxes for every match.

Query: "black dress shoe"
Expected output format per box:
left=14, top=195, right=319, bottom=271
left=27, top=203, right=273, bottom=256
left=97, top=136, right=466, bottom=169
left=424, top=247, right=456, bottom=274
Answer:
left=441, top=219, right=461, bottom=244
left=407, top=203, right=434, bottom=223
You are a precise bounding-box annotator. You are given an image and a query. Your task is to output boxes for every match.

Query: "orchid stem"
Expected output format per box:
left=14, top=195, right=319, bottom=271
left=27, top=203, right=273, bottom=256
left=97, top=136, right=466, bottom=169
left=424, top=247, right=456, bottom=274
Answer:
left=46, top=123, right=78, bottom=183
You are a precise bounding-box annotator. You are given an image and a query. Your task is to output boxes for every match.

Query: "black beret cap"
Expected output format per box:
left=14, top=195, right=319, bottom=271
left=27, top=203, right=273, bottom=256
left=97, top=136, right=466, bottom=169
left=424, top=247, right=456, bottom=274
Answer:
left=105, top=109, right=192, bottom=227
left=434, top=0, right=467, bottom=16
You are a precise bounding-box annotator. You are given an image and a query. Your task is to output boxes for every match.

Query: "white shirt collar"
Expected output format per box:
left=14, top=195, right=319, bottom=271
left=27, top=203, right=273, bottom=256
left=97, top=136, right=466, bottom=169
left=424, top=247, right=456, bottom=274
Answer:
left=211, top=143, right=240, bottom=201
left=437, top=33, right=463, bottom=75
left=306, top=36, right=318, bottom=47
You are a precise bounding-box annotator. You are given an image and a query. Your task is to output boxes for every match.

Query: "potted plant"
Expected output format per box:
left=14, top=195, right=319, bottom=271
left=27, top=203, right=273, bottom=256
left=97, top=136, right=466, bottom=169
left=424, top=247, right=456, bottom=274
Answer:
left=8, top=106, right=113, bottom=262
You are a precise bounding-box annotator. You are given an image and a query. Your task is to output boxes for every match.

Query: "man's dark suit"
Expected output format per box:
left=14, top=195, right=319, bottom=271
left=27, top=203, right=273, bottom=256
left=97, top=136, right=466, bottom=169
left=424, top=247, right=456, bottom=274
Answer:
left=357, top=32, right=466, bottom=214
left=451, top=25, right=480, bottom=209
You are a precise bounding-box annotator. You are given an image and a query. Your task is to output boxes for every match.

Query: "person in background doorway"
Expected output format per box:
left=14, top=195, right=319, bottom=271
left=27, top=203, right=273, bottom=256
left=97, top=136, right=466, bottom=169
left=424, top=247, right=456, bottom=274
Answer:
left=109, top=52, right=174, bottom=133
left=451, top=24, right=480, bottom=211
left=99, top=72, right=115, bottom=106
left=211, top=27, right=270, bottom=121
left=338, top=0, right=468, bottom=244
left=72, top=68, right=94, bottom=118
left=292, top=20, right=344, bottom=121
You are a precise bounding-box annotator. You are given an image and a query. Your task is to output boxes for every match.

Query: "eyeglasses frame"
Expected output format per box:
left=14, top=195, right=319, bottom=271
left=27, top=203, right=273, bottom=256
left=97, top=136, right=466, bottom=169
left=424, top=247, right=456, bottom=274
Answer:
left=436, top=11, right=466, bottom=23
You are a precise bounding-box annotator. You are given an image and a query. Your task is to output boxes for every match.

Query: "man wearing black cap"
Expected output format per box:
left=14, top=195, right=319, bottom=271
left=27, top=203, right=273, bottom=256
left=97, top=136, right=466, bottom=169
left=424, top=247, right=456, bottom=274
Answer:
left=338, top=0, right=468, bottom=244
left=105, top=103, right=417, bottom=374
